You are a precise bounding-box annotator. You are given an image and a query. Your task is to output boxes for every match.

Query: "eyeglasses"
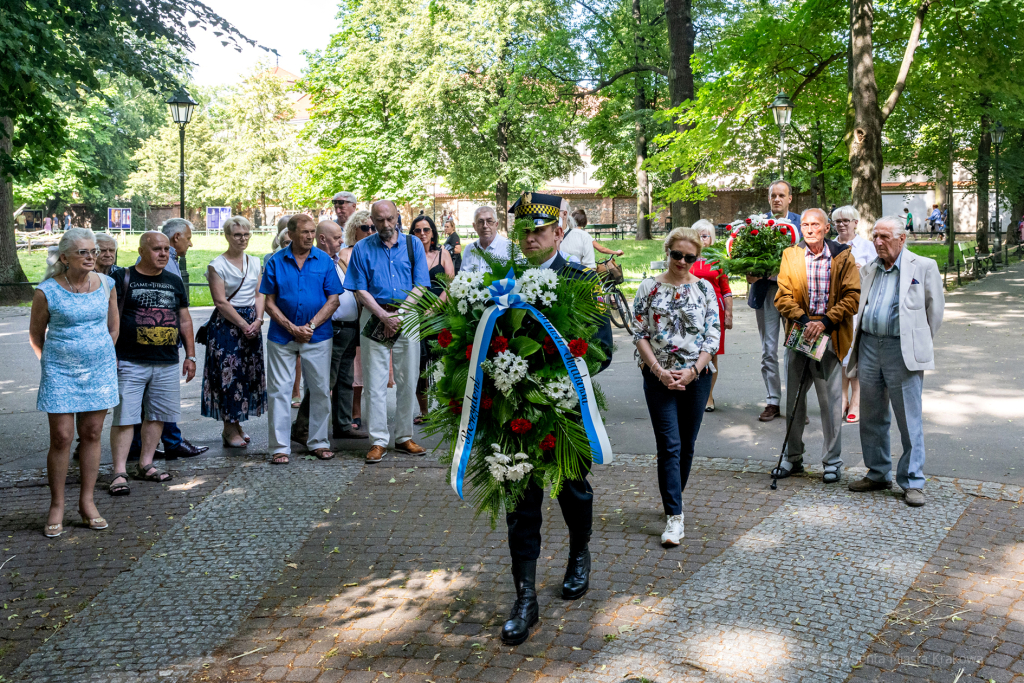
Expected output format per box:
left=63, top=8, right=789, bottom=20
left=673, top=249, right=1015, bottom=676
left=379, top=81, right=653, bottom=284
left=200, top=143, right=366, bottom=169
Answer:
left=669, top=250, right=698, bottom=264
left=359, top=224, right=376, bottom=233
left=833, top=219, right=855, bottom=225
left=412, top=227, right=431, bottom=235
left=74, top=249, right=100, bottom=257
left=230, top=233, right=252, bottom=240
left=476, top=219, right=497, bottom=227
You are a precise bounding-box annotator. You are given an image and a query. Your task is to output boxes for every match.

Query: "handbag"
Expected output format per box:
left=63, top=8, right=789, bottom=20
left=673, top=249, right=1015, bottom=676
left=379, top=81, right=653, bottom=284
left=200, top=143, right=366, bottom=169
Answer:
left=196, top=256, right=248, bottom=345
left=596, top=256, right=624, bottom=284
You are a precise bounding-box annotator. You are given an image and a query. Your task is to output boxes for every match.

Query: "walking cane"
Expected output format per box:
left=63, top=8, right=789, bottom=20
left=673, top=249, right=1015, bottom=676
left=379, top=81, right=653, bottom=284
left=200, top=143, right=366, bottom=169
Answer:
left=770, top=353, right=813, bottom=491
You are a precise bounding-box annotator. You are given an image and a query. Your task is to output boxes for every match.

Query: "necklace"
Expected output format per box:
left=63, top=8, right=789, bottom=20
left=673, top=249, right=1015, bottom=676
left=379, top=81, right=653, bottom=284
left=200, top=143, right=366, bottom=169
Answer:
left=64, top=273, right=88, bottom=293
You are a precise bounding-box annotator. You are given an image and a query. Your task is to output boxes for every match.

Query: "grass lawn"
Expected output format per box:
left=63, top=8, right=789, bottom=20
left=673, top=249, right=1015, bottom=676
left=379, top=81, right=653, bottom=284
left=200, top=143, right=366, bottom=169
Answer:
left=18, top=233, right=277, bottom=307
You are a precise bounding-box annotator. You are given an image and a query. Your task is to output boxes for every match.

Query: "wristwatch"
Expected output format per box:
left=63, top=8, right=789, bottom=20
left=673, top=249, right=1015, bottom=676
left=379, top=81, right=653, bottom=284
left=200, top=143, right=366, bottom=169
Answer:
left=185, top=356, right=197, bottom=363
left=307, top=321, right=317, bottom=331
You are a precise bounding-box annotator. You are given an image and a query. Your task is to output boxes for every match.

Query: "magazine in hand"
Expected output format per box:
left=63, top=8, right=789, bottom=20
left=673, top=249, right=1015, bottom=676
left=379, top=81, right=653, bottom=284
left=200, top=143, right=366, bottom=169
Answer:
left=362, top=314, right=399, bottom=349
left=784, top=324, right=829, bottom=361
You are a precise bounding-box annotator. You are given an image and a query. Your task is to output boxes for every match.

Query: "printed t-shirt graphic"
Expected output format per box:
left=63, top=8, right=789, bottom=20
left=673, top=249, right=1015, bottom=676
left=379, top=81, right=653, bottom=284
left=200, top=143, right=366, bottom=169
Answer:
left=115, top=268, right=189, bottom=364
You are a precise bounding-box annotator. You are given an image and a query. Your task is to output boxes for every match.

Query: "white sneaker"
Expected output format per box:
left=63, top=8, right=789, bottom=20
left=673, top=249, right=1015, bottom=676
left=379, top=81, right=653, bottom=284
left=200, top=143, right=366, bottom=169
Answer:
left=661, top=514, right=684, bottom=547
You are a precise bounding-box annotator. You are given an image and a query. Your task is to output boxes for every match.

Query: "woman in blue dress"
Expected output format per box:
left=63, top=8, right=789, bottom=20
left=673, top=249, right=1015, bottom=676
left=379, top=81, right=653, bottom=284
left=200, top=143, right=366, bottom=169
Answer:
left=29, top=228, right=120, bottom=538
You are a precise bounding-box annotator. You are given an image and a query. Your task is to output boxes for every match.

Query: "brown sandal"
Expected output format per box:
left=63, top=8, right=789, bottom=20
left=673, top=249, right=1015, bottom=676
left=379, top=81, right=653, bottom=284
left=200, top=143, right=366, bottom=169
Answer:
left=271, top=453, right=290, bottom=465
left=311, top=448, right=334, bottom=461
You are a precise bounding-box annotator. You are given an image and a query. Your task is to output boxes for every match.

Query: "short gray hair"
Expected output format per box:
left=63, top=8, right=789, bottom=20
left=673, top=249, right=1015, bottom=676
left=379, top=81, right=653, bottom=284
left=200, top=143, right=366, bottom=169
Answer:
left=161, top=218, right=192, bottom=240
left=271, top=227, right=290, bottom=251
left=473, top=205, right=496, bottom=223
left=691, top=219, right=716, bottom=245
left=831, top=205, right=860, bottom=223
left=276, top=215, right=292, bottom=233
left=94, top=232, right=119, bottom=249
left=874, top=215, right=907, bottom=238
left=222, top=216, right=251, bottom=234
left=801, top=208, right=829, bottom=226
left=43, top=228, right=96, bottom=281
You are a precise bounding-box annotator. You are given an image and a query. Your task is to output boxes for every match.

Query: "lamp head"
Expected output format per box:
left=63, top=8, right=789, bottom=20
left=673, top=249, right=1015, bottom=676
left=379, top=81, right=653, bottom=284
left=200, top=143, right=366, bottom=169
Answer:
left=166, top=88, right=198, bottom=125
left=992, top=122, right=1006, bottom=146
left=770, top=92, right=794, bottom=128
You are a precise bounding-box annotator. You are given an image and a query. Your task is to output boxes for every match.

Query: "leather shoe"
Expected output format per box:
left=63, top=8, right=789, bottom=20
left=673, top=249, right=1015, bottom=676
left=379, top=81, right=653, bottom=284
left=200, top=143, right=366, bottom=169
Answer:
left=394, top=440, right=426, bottom=455
left=162, top=439, right=208, bottom=460
left=366, top=446, right=386, bottom=463
left=848, top=477, right=890, bottom=492
left=758, top=404, right=781, bottom=422
left=501, top=560, right=539, bottom=646
left=562, top=545, right=590, bottom=600
left=334, top=426, right=369, bottom=439
left=904, top=489, right=925, bottom=507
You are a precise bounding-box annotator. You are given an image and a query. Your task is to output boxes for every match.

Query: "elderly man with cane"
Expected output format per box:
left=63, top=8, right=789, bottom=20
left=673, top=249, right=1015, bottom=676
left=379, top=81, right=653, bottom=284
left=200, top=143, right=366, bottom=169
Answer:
left=771, top=208, right=860, bottom=484
left=846, top=217, right=944, bottom=507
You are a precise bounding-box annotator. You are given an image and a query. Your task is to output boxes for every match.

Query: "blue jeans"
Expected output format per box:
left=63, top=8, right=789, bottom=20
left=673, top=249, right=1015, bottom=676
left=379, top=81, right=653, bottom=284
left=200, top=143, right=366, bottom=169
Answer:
left=643, top=366, right=713, bottom=515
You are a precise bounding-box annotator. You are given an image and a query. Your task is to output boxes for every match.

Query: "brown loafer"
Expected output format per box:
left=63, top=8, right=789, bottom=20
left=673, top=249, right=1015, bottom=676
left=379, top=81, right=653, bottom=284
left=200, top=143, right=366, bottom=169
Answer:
left=394, top=440, right=426, bottom=455
left=366, top=445, right=386, bottom=463
left=848, top=476, right=890, bottom=492
left=758, top=404, right=781, bottom=422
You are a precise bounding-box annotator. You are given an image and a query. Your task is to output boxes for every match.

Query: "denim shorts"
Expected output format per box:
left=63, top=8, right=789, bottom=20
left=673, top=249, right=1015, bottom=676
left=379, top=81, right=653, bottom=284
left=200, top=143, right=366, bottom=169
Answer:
left=112, top=360, right=181, bottom=426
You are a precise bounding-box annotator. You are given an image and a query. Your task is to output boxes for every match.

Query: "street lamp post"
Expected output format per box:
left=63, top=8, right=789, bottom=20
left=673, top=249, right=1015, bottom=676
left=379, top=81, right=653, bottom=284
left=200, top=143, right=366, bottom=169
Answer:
left=992, top=122, right=1005, bottom=257
left=166, top=88, right=197, bottom=282
left=770, top=92, right=795, bottom=179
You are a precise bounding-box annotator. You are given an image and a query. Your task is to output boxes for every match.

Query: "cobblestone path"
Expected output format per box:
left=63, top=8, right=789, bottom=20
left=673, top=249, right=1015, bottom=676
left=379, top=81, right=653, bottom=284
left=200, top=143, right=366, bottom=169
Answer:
left=9, top=459, right=361, bottom=683
left=568, top=483, right=970, bottom=683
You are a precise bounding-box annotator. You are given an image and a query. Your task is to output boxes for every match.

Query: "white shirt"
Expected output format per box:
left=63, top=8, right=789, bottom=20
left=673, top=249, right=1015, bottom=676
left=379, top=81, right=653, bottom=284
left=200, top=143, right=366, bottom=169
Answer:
left=207, top=254, right=260, bottom=307
left=560, top=227, right=596, bottom=268
left=461, top=234, right=512, bottom=272
left=334, top=257, right=359, bottom=322
left=847, top=235, right=878, bottom=268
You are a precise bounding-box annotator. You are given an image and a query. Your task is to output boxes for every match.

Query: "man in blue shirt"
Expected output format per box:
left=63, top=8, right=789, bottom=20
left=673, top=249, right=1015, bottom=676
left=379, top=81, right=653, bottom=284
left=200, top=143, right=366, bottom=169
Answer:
left=261, top=214, right=343, bottom=464
left=344, top=200, right=430, bottom=464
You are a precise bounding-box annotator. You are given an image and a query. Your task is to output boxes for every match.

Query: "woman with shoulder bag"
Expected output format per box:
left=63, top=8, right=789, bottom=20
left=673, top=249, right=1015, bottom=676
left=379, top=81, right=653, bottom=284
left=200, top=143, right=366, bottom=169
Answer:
left=632, top=227, right=721, bottom=548
left=201, top=216, right=268, bottom=447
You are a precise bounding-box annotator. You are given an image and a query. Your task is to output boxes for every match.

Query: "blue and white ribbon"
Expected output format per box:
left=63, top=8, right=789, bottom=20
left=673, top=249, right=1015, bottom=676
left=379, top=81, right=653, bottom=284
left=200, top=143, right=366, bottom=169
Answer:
left=450, top=269, right=613, bottom=498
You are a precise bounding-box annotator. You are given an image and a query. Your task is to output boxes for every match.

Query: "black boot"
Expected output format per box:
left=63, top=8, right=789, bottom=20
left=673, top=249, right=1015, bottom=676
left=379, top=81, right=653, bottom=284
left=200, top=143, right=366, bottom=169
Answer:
left=501, top=560, right=539, bottom=646
left=561, top=532, right=590, bottom=600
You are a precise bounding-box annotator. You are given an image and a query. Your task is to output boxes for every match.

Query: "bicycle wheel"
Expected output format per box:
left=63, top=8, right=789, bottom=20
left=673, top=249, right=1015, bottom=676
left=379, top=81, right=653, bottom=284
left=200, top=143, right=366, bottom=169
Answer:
left=605, top=288, right=626, bottom=328
left=611, top=289, right=632, bottom=334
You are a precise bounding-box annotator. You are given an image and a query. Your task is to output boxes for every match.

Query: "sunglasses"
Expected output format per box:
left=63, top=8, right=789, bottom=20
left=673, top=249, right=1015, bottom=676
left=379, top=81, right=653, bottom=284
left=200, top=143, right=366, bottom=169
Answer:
left=359, top=224, right=376, bottom=233
left=411, top=227, right=431, bottom=235
left=669, top=250, right=698, bottom=264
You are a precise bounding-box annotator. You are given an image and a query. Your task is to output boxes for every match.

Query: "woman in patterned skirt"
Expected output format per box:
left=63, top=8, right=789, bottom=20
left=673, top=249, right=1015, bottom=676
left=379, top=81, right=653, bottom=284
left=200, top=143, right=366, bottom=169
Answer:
left=29, top=228, right=119, bottom=537
left=201, top=216, right=267, bottom=446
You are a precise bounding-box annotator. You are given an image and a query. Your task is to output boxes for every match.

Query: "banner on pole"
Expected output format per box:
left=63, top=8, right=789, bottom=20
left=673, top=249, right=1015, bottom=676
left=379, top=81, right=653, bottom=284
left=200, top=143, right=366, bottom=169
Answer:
left=206, top=207, right=232, bottom=231
left=107, top=208, right=131, bottom=231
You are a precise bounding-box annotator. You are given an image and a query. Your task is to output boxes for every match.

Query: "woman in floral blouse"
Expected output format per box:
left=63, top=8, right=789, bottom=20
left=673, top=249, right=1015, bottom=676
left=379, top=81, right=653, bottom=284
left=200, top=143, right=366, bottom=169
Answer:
left=633, top=227, right=721, bottom=548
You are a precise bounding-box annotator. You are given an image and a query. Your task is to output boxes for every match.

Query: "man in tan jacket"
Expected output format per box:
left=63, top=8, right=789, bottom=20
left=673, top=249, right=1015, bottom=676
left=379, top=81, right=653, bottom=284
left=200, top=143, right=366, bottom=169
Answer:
left=773, top=208, right=860, bottom=484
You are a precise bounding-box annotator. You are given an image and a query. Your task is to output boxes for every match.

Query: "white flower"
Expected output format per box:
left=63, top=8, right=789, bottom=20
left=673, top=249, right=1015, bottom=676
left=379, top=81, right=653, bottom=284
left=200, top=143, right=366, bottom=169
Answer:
left=546, top=376, right=578, bottom=410
left=457, top=299, right=468, bottom=314
left=539, top=291, right=557, bottom=306
left=514, top=452, right=529, bottom=461
left=490, top=443, right=502, bottom=452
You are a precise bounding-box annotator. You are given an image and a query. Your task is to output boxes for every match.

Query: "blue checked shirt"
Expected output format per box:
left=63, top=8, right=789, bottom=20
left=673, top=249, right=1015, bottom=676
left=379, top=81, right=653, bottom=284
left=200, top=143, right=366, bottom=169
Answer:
left=804, top=246, right=831, bottom=315
left=862, top=250, right=903, bottom=337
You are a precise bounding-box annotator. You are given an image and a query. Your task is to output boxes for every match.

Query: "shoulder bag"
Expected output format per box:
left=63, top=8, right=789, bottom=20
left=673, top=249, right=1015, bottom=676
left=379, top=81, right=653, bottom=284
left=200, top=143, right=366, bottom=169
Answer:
left=196, top=256, right=248, bottom=346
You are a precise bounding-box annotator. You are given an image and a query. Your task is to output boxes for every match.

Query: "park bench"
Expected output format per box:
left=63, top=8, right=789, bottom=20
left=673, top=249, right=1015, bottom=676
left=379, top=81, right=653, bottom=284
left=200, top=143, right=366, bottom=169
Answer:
left=589, top=223, right=623, bottom=240
left=957, top=240, right=995, bottom=280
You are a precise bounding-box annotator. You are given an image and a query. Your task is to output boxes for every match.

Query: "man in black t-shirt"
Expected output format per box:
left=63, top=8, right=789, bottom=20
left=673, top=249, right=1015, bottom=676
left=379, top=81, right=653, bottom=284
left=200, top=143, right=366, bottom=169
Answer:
left=442, top=217, right=462, bottom=271
left=107, top=232, right=197, bottom=495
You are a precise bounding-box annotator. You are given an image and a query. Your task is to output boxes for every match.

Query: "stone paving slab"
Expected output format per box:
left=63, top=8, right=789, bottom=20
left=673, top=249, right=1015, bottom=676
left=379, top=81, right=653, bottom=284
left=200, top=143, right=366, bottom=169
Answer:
left=565, top=482, right=971, bottom=683
left=0, top=469, right=232, bottom=678
left=184, top=460, right=795, bottom=683
left=847, top=496, right=1024, bottom=683
left=8, top=460, right=361, bottom=683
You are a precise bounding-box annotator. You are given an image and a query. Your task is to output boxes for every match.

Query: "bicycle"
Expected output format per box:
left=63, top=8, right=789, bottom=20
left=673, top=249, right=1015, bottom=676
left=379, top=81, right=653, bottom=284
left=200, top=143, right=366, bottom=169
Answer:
left=596, top=256, right=632, bottom=335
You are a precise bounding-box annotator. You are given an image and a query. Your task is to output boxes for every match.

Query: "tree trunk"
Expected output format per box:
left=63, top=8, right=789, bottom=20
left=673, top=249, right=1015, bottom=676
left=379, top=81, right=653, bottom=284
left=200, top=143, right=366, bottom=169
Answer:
left=495, top=110, right=509, bottom=234
left=664, top=0, right=700, bottom=227
left=848, top=0, right=885, bottom=239
left=260, top=191, right=267, bottom=231
left=814, top=120, right=827, bottom=209
left=0, top=117, right=33, bottom=304
left=634, top=80, right=652, bottom=241
left=946, top=135, right=957, bottom=263
left=976, top=112, right=991, bottom=253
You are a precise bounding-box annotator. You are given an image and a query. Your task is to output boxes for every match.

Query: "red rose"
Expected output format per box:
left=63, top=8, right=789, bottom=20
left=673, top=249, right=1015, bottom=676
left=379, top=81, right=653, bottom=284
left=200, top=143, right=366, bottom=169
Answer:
left=540, top=434, right=556, bottom=450
left=438, top=329, right=453, bottom=348
left=448, top=399, right=462, bottom=415
left=491, top=336, right=509, bottom=354
left=481, top=394, right=493, bottom=409
left=750, top=229, right=759, bottom=236
left=543, top=336, right=557, bottom=355
left=745, top=218, right=752, bottom=224
left=569, top=339, right=589, bottom=358
left=511, top=419, right=533, bottom=434
left=767, top=219, right=775, bottom=226
left=466, top=344, right=473, bottom=359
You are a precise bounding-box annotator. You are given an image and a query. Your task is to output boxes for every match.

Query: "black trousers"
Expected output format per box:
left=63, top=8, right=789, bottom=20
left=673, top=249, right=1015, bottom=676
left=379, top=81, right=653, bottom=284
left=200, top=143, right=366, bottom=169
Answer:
left=506, top=476, right=593, bottom=562
left=295, top=321, right=360, bottom=434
